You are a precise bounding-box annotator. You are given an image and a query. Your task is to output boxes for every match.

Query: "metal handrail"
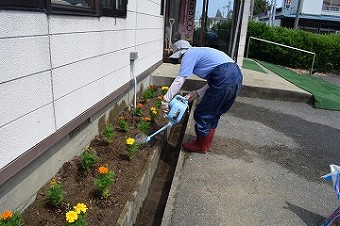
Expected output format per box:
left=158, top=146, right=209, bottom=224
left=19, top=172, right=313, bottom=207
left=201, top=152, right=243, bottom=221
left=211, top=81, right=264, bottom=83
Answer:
left=246, top=36, right=316, bottom=74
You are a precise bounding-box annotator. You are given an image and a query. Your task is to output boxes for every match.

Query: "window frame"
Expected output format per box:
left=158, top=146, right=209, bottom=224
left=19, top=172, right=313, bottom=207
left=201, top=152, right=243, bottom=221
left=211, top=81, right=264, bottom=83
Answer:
left=101, top=0, right=127, bottom=18
left=0, top=0, right=46, bottom=11
left=0, top=0, right=128, bottom=18
left=46, top=0, right=99, bottom=16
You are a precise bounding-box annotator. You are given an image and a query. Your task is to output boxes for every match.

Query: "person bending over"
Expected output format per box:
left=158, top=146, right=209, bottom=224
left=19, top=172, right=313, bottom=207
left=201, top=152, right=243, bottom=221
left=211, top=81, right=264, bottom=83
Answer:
left=162, top=40, right=243, bottom=153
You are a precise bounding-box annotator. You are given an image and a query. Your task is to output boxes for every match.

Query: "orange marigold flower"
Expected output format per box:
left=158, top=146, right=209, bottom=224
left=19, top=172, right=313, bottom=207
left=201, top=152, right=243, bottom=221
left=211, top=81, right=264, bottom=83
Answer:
left=98, top=166, right=109, bottom=174
left=119, top=116, right=125, bottom=120
left=137, top=103, right=143, bottom=109
left=148, top=85, right=156, bottom=90
left=158, top=95, right=163, bottom=100
left=144, top=116, right=151, bottom=122
left=1, top=210, right=13, bottom=220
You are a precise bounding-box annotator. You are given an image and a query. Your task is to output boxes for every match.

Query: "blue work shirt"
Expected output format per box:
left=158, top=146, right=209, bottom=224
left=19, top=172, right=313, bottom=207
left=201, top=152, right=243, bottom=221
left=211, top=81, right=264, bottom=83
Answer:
left=178, top=47, right=235, bottom=79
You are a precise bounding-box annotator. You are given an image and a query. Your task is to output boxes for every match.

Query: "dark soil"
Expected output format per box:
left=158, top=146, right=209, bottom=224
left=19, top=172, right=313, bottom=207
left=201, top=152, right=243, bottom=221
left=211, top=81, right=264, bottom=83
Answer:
left=21, top=87, right=171, bottom=226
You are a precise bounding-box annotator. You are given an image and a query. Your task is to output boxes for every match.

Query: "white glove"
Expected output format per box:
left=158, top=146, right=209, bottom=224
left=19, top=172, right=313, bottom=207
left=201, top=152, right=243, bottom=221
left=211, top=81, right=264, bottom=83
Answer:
left=161, top=101, right=169, bottom=113
left=184, top=90, right=198, bottom=102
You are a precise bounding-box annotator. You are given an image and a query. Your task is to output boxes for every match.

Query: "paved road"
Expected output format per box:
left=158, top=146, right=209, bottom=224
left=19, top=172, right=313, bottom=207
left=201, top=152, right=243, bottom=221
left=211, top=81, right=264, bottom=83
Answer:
left=169, top=97, right=340, bottom=226
left=314, top=73, right=340, bottom=86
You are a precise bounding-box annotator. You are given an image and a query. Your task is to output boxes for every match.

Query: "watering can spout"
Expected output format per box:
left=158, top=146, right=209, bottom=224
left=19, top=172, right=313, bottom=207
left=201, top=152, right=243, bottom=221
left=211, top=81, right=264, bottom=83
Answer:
left=144, top=95, right=189, bottom=143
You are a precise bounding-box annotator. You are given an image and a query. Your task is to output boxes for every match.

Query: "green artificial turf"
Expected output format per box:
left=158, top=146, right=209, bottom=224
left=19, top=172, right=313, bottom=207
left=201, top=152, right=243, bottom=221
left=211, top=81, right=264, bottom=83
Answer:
left=257, top=60, right=340, bottom=111
left=242, top=58, right=268, bottom=74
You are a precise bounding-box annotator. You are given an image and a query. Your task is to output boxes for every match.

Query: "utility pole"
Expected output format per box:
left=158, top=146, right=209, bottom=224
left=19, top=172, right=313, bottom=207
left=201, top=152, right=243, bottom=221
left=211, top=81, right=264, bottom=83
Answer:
left=249, top=0, right=254, bottom=21
left=200, top=0, right=207, bottom=46
left=294, top=0, right=303, bottom=29
left=272, top=0, right=277, bottom=26
left=269, top=0, right=276, bottom=26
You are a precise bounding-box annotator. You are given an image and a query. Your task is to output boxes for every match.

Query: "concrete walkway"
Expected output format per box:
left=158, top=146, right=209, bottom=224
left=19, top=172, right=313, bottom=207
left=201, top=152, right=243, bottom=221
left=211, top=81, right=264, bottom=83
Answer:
left=150, top=63, right=340, bottom=226
left=151, top=63, right=313, bottom=103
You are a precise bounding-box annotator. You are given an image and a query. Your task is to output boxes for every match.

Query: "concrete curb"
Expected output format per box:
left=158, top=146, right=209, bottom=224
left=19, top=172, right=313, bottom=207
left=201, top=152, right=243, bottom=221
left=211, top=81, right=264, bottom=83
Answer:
left=240, top=85, right=314, bottom=103
left=116, top=130, right=169, bottom=226
left=152, top=75, right=313, bottom=104
left=160, top=147, right=187, bottom=226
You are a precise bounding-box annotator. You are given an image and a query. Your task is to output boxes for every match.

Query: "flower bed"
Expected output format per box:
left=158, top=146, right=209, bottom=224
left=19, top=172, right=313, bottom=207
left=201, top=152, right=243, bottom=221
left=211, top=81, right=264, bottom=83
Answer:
left=0, top=85, right=170, bottom=226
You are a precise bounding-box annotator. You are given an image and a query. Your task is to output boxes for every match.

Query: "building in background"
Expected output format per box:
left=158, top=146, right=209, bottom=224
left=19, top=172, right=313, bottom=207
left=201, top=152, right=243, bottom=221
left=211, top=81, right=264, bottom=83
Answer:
left=255, top=0, right=340, bottom=33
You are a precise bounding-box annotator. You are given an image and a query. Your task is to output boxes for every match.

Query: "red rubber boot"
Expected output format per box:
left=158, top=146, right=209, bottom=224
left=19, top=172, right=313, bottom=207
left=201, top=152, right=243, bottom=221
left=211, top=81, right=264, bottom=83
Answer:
left=182, top=136, right=209, bottom=153
left=206, top=128, right=216, bottom=151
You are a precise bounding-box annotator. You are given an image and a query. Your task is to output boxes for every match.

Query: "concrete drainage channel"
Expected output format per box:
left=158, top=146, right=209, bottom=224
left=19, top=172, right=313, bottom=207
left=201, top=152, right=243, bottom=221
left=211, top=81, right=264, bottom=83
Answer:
left=134, top=118, right=188, bottom=226
left=116, top=104, right=190, bottom=226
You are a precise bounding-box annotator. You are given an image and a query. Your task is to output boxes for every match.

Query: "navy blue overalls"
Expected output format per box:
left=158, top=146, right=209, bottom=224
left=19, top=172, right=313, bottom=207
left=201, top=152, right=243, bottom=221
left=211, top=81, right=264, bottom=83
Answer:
left=194, top=62, right=243, bottom=138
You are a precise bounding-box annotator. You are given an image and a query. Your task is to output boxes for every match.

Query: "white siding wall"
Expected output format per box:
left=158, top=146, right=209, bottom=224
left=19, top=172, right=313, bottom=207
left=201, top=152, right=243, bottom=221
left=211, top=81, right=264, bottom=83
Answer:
left=301, top=0, right=323, bottom=14
left=0, top=0, right=164, bottom=170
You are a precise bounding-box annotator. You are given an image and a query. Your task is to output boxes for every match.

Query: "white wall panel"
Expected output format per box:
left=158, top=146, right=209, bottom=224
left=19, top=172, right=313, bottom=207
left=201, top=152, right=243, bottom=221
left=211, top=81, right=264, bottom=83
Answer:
left=135, top=50, right=163, bottom=74
left=52, top=48, right=132, bottom=99
left=54, top=66, right=129, bottom=129
left=0, top=104, right=55, bottom=169
left=137, top=0, right=161, bottom=16
left=136, top=40, right=163, bottom=60
left=136, top=29, right=163, bottom=45
left=0, top=11, right=48, bottom=38
left=127, top=0, right=137, bottom=12
left=0, top=36, right=51, bottom=83
left=50, top=30, right=135, bottom=68
left=0, top=71, right=53, bottom=127
left=136, top=13, right=163, bottom=29
left=302, top=0, right=322, bottom=14
left=49, top=12, right=136, bottom=34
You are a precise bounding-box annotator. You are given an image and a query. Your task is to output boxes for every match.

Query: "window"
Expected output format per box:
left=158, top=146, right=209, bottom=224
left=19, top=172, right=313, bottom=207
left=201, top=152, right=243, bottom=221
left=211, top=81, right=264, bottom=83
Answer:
left=0, top=0, right=45, bottom=11
left=49, top=0, right=97, bottom=16
left=0, top=0, right=127, bottom=18
left=160, top=0, right=164, bottom=15
left=322, top=0, right=340, bottom=11
left=102, top=0, right=127, bottom=17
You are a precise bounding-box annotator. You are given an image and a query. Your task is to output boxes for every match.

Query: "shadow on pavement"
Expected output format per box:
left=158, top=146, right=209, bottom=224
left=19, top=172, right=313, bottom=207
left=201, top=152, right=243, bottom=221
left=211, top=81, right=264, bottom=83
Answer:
left=284, top=201, right=325, bottom=226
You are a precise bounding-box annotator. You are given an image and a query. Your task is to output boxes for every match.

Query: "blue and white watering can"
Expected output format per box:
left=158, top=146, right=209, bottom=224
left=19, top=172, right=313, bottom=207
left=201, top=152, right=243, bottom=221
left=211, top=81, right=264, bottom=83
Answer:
left=144, top=95, right=189, bottom=142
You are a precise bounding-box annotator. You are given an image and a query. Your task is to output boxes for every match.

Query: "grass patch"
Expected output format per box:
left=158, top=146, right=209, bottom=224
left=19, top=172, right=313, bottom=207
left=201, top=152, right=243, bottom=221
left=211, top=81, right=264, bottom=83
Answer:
left=257, top=60, right=340, bottom=111
left=242, top=58, right=268, bottom=74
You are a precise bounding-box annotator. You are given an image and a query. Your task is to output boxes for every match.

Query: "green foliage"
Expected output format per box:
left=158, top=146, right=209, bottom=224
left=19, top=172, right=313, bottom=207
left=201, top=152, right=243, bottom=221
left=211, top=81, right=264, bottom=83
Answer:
left=216, top=19, right=232, bottom=45
left=253, top=0, right=269, bottom=16
left=142, top=86, right=156, bottom=100
left=80, top=146, right=99, bottom=171
left=0, top=211, right=24, bottom=226
left=65, top=213, right=86, bottom=226
left=134, top=108, right=142, bottom=116
left=102, top=124, right=115, bottom=144
left=126, top=138, right=139, bottom=161
left=247, top=21, right=340, bottom=72
left=95, top=167, right=116, bottom=199
left=47, top=183, right=64, bottom=207
left=118, top=119, right=129, bottom=132
left=65, top=203, right=88, bottom=226
left=137, top=121, right=151, bottom=134
left=215, top=9, right=223, bottom=17
left=156, top=99, right=162, bottom=109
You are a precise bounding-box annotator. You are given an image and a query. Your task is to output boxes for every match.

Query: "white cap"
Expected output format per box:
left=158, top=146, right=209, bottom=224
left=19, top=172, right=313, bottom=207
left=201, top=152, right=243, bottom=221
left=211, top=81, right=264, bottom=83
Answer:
left=169, top=40, right=192, bottom=59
